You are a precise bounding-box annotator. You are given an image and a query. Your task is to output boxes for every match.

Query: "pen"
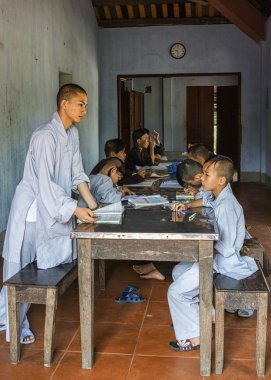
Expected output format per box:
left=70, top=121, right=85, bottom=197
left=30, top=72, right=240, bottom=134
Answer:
left=188, top=212, right=197, bottom=221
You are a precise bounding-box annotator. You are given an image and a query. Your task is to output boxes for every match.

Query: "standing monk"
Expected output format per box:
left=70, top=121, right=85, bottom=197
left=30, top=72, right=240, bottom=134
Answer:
left=0, top=84, right=98, bottom=344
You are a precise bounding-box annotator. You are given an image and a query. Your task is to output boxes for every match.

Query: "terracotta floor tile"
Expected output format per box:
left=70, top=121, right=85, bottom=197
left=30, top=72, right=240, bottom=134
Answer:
left=224, top=311, right=258, bottom=329
left=94, top=298, right=147, bottom=324
left=224, top=328, right=257, bottom=359
left=0, top=347, right=63, bottom=380
left=150, top=282, right=170, bottom=301
left=52, top=352, right=132, bottom=380
left=144, top=301, right=171, bottom=325
left=135, top=324, right=200, bottom=358
left=69, top=322, right=140, bottom=354
left=128, top=356, right=201, bottom=380
left=56, top=297, right=80, bottom=322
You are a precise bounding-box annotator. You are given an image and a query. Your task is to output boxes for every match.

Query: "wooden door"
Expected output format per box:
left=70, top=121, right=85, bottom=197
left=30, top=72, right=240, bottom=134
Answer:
left=216, top=86, right=240, bottom=173
left=120, top=90, right=144, bottom=151
left=186, top=86, right=214, bottom=151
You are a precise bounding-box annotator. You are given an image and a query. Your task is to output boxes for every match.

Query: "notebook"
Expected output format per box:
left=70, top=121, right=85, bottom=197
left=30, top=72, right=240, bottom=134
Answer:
left=128, top=195, right=169, bottom=208
left=93, top=202, right=123, bottom=224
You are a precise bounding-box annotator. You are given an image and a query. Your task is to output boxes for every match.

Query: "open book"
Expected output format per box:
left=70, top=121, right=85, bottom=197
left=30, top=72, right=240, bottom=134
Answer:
left=128, top=195, right=169, bottom=208
left=93, top=202, right=123, bottom=224
left=150, top=171, right=169, bottom=178
left=160, top=179, right=182, bottom=189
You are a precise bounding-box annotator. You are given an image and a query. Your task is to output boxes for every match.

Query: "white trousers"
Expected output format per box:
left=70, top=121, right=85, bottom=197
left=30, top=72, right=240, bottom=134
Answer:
left=168, top=262, right=200, bottom=341
left=0, top=222, right=36, bottom=341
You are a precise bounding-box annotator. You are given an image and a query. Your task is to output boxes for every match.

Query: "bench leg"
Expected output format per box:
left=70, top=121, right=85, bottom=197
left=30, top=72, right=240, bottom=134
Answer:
left=7, top=286, right=20, bottom=364
left=256, top=293, right=268, bottom=377
left=44, top=288, right=57, bottom=367
left=99, top=260, right=105, bottom=291
left=215, top=291, right=225, bottom=374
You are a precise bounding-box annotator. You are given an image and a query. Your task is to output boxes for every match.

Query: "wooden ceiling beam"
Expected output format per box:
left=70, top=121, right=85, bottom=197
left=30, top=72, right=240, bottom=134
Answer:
left=93, top=0, right=201, bottom=5
left=208, top=0, right=266, bottom=42
left=97, top=16, right=231, bottom=27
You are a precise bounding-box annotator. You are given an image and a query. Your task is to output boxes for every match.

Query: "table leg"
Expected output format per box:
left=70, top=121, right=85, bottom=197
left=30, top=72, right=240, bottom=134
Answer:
left=78, top=239, right=94, bottom=369
left=199, top=240, right=213, bottom=376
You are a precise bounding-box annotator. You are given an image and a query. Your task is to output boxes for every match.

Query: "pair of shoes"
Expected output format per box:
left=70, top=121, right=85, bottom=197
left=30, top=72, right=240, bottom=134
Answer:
left=225, top=308, right=254, bottom=318
left=0, top=324, right=6, bottom=332
left=169, top=339, right=200, bottom=352
left=20, top=328, right=35, bottom=345
left=115, top=285, right=145, bottom=303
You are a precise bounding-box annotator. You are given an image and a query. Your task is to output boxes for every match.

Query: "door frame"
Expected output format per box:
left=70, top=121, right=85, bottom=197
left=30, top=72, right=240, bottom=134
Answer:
left=117, top=73, right=241, bottom=173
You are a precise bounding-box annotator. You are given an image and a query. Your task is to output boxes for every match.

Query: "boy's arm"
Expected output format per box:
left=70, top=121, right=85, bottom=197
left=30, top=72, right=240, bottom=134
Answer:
left=172, top=198, right=203, bottom=211
left=77, top=182, right=98, bottom=210
left=214, top=205, right=245, bottom=258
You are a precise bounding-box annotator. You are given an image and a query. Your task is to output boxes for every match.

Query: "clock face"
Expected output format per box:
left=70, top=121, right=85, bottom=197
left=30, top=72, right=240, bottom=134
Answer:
left=170, top=43, right=186, bottom=59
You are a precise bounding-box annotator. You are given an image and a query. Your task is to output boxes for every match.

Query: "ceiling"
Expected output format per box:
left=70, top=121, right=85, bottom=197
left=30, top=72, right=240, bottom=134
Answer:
left=91, top=0, right=271, bottom=41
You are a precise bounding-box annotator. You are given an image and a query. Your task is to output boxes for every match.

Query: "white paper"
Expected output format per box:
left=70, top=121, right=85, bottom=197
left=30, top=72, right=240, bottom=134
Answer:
left=125, top=178, right=158, bottom=187
left=128, top=195, right=169, bottom=208
left=160, top=180, right=182, bottom=189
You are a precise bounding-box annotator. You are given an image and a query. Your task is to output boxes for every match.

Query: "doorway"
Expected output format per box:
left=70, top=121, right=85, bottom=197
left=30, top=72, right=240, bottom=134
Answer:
left=117, top=73, right=241, bottom=174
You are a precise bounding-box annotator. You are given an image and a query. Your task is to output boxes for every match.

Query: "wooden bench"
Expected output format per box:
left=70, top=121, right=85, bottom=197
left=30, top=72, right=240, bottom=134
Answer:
left=241, top=237, right=270, bottom=277
left=4, top=260, right=78, bottom=367
left=214, top=261, right=270, bottom=377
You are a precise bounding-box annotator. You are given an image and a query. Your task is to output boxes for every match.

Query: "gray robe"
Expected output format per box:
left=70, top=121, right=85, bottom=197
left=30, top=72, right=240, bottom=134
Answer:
left=2, top=112, right=89, bottom=269
left=88, top=173, right=122, bottom=205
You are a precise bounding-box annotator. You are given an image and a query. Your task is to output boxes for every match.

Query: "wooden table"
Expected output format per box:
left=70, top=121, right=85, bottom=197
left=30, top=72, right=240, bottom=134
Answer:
left=71, top=206, right=218, bottom=376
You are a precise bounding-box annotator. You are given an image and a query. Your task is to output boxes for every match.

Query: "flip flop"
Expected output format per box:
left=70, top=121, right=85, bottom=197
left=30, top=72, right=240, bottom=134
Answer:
left=238, top=309, right=254, bottom=318
left=115, top=293, right=146, bottom=303
left=169, top=339, right=200, bottom=352
left=20, top=328, right=35, bottom=345
left=0, top=324, right=6, bottom=332
left=121, top=285, right=140, bottom=296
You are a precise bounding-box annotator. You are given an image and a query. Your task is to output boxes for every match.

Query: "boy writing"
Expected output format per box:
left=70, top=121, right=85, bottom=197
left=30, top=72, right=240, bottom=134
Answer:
left=168, top=156, right=258, bottom=351
left=126, top=129, right=155, bottom=172
left=87, top=157, right=134, bottom=204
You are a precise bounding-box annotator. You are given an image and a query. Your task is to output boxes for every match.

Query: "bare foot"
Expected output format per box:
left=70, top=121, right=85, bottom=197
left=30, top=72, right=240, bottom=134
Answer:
left=140, top=269, right=165, bottom=281
left=189, top=337, right=200, bottom=347
left=133, top=263, right=156, bottom=275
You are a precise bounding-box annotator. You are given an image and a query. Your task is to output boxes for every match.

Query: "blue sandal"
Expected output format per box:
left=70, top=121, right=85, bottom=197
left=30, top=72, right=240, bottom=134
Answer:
left=121, top=285, right=140, bottom=296
left=115, top=292, right=145, bottom=303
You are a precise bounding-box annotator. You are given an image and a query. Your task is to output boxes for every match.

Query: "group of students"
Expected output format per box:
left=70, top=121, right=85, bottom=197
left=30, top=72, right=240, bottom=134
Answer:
left=0, top=83, right=258, bottom=357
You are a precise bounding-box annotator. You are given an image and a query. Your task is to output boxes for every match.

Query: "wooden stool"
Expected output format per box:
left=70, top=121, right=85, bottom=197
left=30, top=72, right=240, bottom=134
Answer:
left=4, top=260, right=78, bottom=367
left=214, top=261, right=270, bottom=377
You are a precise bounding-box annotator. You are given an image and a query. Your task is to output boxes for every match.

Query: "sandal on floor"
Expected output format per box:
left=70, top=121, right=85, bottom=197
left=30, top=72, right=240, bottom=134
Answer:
left=169, top=339, right=200, bottom=352
left=115, top=292, right=145, bottom=303
left=238, top=309, right=254, bottom=318
left=20, top=328, right=35, bottom=345
left=121, top=285, right=140, bottom=297
left=0, top=324, right=6, bottom=332
left=225, top=308, right=238, bottom=314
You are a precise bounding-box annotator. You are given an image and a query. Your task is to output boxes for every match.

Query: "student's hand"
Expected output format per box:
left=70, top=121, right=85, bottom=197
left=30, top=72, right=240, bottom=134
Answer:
left=149, top=139, right=155, bottom=150
left=137, top=169, right=146, bottom=178
left=74, top=207, right=99, bottom=223
left=185, top=185, right=198, bottom=196
left=153, top=130, right=160, bottom=145
left=121, top=186, right=135, bottom=195
left=171, top=202, right=188, bottom=212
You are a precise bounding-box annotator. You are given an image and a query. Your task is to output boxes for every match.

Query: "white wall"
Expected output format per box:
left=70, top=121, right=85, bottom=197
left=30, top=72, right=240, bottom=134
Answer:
left=99, top=24, right=262, bottom=177
left=0, top=0, right=99, bottom=231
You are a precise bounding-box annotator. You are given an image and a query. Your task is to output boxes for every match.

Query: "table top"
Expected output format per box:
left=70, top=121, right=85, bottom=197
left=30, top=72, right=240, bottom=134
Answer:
left=71, top=207, right=218, bottom=240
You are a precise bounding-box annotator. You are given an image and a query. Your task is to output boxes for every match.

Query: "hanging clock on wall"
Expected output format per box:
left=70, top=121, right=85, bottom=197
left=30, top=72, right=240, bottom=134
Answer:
left=170, top=43, right=186, bottom=59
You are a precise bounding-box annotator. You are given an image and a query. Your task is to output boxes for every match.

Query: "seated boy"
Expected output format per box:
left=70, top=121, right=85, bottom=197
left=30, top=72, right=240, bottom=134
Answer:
left=91, top=138, right=148, bottom=185
left=187, top=143, right=212, bottom=165
left=176, top=159, right=207, bottom=200
left=87, top=158, right=134, bottom=205
left=168, top=156, right=258, bottom=352
left=126, top=129, right=155, bottom=172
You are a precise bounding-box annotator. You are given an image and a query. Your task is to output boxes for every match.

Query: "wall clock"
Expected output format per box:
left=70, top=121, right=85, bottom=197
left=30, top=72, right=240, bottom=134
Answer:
left=170, top=43, right=186, bottom=59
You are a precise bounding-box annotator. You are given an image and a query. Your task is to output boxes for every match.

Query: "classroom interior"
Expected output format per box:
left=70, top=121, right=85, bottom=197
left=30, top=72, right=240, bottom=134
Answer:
left=1, top=0, right=271, bottom=379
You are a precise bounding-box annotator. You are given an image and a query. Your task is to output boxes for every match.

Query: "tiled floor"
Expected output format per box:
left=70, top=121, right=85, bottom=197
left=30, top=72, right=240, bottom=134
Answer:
left=0, top=182, right=271, bottom=379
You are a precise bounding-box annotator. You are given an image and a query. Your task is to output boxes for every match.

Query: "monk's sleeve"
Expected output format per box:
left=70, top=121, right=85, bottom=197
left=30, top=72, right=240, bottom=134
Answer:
left=71, top=128, right=90, bottom=188
left=33, top=132, right=77, bottom=223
